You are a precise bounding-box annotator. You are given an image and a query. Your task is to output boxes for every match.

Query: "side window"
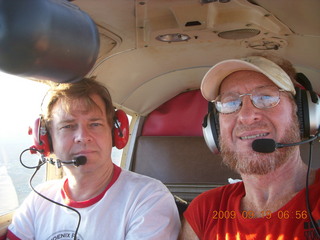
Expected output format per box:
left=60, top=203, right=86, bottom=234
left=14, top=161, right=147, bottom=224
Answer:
left=0, top=72, right=49, bottom=216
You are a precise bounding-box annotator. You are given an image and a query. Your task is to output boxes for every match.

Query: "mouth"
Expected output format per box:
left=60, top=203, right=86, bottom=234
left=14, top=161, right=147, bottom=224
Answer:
left=240, top=132, right=269, bottom=140
left=73, top=150, right=95, bottom=157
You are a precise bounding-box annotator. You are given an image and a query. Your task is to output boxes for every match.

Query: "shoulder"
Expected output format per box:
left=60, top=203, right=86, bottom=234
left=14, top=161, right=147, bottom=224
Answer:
left=34, top=179, right=64, bottom=192
left=117, top=169, right=171, bottom=194
left=187, top=182, right=244, bottom=213
left=195, top=182, right=243, bottom=202
left=23, top=179, right=64, bottom=203
left=119, top=169, right=167, bottom=187
left=183, top=182, right=244, bottom=237
left=116, top=170, right=181, bottom=239
left=114, top=169, right=179, bottom=222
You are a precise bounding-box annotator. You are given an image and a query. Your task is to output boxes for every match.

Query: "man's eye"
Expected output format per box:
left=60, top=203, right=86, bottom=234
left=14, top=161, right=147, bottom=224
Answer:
left=61, top=125, right=73, bottom=130
left=91, top=122, right=102, bottom=127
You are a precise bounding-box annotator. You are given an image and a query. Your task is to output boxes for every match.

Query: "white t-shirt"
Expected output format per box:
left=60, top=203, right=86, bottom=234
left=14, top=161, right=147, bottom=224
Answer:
left=7, top=165, right=180, bottom=240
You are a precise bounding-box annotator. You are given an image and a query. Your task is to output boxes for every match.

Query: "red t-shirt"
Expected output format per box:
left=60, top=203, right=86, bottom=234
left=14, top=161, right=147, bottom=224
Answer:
left=184, top=169, right=320, bottom=240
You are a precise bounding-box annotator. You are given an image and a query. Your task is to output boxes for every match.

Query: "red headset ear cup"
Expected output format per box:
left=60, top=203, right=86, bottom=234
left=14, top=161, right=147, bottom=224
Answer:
left=28, top=117, right=51, bottom=156
left=113, top=110, right=129, bottom=149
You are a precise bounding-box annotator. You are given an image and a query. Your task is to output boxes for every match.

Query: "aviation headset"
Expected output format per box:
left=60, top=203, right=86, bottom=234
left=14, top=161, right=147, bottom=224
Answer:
left=202, top=72, right=320, bottom=154
left=29, top=107, right=129, bottom=157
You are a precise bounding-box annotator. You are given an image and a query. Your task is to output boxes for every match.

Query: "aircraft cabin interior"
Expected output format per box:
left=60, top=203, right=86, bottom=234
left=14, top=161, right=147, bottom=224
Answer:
left=0, top=0, right=319, bottom=239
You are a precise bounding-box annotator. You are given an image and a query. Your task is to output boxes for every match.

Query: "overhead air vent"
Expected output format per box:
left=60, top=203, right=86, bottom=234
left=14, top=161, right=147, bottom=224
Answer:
left=218, top=29, right=260, bottom=39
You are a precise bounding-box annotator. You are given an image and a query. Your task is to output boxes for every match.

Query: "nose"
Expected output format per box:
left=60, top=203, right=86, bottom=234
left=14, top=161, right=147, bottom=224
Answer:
left=237, top=95, right=262, bottom=125
left=74, top=125, right=93, bottom=143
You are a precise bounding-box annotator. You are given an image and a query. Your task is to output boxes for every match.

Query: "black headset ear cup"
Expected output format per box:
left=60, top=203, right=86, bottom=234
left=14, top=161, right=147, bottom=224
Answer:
left=202, top=103, right=220, bottom=154
left=294, top=87, right=309, bottom=138
left=295, top=73, right=320, bottom=137
left=294, top=86, right=320, bottom=138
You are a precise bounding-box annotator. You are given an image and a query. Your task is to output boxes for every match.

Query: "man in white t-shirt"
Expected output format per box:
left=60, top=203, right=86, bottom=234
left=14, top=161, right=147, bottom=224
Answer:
left=7, top=77, right=180, bottom=240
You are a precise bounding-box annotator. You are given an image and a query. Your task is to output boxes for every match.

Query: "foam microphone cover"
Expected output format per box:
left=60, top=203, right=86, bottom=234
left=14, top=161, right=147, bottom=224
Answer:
left=74, top=156, right=87, bottom=167
left=0, top=0, right=99, bottom=83
left=252, top=139, right=276, bottom=153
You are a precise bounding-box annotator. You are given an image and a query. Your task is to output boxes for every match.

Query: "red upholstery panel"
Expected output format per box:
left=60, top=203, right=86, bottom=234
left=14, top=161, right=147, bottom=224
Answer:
left=142, top=90, right=208, bottom=136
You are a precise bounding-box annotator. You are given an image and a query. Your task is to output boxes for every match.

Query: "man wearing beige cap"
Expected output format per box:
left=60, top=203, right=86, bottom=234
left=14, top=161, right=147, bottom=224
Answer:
left=179, top=54, right=320, bottom=239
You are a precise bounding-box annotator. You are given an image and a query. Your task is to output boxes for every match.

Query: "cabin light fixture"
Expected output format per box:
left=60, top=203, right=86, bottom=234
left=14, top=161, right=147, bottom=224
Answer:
left=156, top=33, right=191, bottom=43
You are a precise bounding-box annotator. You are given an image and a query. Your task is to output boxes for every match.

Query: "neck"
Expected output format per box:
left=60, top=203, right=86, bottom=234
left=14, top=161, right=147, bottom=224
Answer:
left=240, top=155, right=316, bottom=217
left=64, top=161, right=114, bottom=201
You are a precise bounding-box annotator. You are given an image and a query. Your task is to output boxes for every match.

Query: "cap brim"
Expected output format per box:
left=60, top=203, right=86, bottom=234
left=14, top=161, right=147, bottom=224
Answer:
left=200, top=56, right=295, bottom=101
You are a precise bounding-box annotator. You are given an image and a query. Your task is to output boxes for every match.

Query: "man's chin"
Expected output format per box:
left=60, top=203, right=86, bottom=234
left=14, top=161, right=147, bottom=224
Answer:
left=221, top=149, right=286, bottom=175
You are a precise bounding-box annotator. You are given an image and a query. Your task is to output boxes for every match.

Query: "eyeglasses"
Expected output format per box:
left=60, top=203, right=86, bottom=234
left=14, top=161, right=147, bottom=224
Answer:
left=212, top=86, right=287, bottom=114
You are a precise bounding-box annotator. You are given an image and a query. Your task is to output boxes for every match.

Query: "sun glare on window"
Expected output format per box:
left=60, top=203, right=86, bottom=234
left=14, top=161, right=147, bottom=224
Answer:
left=0, top=72, right=49, bottom=215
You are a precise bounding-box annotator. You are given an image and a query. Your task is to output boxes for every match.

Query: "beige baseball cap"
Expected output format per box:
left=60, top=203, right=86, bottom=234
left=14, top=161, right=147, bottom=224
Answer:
left=200, top=56, right=296, bottom=101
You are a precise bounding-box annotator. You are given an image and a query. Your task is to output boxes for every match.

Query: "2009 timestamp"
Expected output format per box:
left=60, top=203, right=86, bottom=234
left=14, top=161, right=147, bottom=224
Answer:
left=212, top=210, right=308, bottom=220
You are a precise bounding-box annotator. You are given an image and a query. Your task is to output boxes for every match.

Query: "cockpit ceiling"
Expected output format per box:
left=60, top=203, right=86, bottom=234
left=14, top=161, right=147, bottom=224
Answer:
left=135, top=0, right=292, bottom=48
left=72, top=0, right=320, bottom=115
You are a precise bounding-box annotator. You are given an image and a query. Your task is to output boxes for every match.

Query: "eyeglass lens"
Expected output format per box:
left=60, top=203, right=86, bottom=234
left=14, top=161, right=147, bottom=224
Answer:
left=215, top=86, right=282, bottom=114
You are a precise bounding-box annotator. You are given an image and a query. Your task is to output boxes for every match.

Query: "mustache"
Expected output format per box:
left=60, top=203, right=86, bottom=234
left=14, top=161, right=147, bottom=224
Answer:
left=234, top=122, right=270, bottom=134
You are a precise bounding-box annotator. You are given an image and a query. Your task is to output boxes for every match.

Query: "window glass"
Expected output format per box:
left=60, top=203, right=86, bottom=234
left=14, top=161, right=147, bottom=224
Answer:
left=0, top=72, right=49, bottom=215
